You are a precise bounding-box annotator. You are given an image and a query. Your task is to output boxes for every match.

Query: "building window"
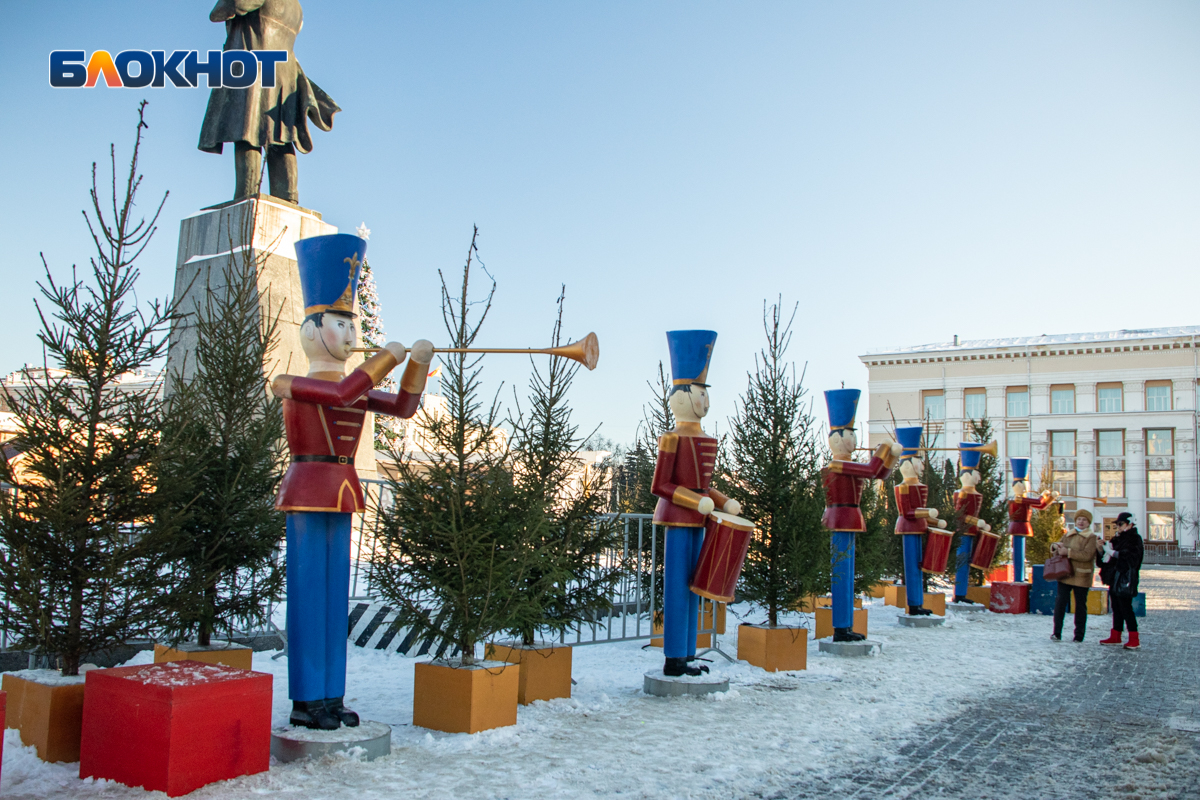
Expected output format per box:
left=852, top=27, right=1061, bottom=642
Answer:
left=1097, top=430, right=1124, bottom=457
left=964, top=390, right=986, bottom=420
left=1053, top=470, right=1076, bottom=497
left=1051, top=431, right=1076, bottom=457
left=1148, top=513, right=1175, bottom=542
left=1051, top=387, right=1075, bottom=414
left=1007, top=388, right=1029, bottom=417
left=1146, top=383, right=1172, bottom=412
left=1097, top=386, right=1123, bottom=413
left=1147, top=429, right=1173, bottom=456
left=1006, top=431, right=1030, bottom=459
left=1098, top=470, right=1124, bottom=499
left=1148, top=470, right=1174, bottom=499
left=923, top=391, right=945, bottom=421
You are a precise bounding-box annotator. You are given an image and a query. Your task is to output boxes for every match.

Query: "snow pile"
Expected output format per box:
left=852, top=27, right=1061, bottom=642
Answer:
left=0, top=599, right=1091, bottom=798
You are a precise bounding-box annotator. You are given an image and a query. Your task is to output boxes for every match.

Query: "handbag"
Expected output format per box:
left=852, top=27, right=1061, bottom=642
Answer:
left=1112, top=563, right=1135, bottom=598
left=1043, top=553, right=1074, bottom=582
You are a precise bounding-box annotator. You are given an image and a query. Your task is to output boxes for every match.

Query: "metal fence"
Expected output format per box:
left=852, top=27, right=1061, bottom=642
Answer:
left=343, top=486, right=726, bottom=655
left=1142, top=543, right=1200, bottom=567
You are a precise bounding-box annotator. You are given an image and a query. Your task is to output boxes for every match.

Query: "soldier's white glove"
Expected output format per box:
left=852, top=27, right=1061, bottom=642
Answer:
left=410, top=339, right=435, bottom=365
left=937, top=519, right=948, bottom=529
left=890, top=443, right=904, bottom=457
left=384, top=341, right=408, bottom=363
left=928, top=509, right=939, bottom=520
left=697, top=497, right=715, bottom=516
left=980, top=522, right=991, bottom=533
left=724, top=499, right=742, bottom=516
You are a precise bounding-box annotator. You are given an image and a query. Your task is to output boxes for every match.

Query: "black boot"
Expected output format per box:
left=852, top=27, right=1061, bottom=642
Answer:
left=663, top=657, right=704, bottom=677
left=907, top=605, right=933, bottom=616
left=325, top=697, right=360, bottom=727
left=290, top=700, right=339, bottom=730
left=685, top=656, right=710, bottom=674
left=833, top=627, right=866, bottom=642
left=954, top=595, right=977, bottom=604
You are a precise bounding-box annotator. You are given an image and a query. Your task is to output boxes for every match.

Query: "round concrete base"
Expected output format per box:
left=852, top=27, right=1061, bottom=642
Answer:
left=947, top=601, right=986, bottom=612
left=898, top=614, right=945, bottom=628
left=818, top=639, right=883, bottom=657
left=270, top=720, right=391, bottom=763
left=643, top=669, right=729, bottom=697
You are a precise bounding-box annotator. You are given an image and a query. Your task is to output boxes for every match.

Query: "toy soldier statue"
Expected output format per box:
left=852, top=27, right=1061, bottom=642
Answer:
left=651, top=330, right=741, bottom=677
left=894, top=426, right=947, bottom=616
left=199, top=0, right=340, bottom=203
left=1007, top=457, right=1056, bottom=583
left=271, top=233, right=432, bottom=729
left=821, top=389, right=900, bottom=641
left=952, top=444, right=992, bottom=603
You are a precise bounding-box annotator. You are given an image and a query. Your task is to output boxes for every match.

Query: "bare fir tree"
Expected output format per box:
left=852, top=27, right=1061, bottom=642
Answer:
left=0, top=103, right=179, bottom=675
left=157, top=212, right=286, bottom=648
left=715, top=300, right=826, bottom=626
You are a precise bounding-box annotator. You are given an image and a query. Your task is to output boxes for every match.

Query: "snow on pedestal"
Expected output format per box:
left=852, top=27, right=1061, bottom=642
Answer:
left=271, top=720, right=391, bottom=763
left=643, top=669, right=729, bottom=697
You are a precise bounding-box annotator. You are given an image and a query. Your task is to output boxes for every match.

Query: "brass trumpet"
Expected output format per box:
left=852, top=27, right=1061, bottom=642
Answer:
left=352, top=332, right=600, bottom=371
left=855, top=440, right=998, bottom=457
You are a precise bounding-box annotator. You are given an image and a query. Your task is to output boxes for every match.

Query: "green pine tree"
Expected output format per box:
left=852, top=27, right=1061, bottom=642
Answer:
left=357, top=257, right=401, bottom=451
left=505, top=287, right=626, bottom=645
left=157, top=213, right=286, bottom=648
left=0, top=103, right=179, bottom=675
left=715, top=301, right=827, bottom=626
left=369, top=228, right=537, bottom=665
left=856, top=473, right=902, bottom=588
left=1028, top=463, right=1064, bottom=564
left=968, top=418, right=1009, bottom=577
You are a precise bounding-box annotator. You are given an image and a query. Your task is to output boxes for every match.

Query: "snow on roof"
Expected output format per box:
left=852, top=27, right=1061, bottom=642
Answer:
left=863, top=325, right=1200, bottom=357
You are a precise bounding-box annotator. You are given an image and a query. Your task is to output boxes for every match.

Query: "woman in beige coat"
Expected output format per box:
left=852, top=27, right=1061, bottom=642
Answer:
left=1051, top=509, right=1101, bottom=642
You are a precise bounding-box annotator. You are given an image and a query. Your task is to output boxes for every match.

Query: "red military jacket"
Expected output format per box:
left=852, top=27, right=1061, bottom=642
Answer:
left=954, top=490, right=985, bottom=535
left=274, top=367, right=422, bottom=513
left=1007, top=494, right=1050, bottom=538
left=651, top=422, right=730, bottom=527
left=894, top=481, right=933, bottom=534
left=822, top=451, right=892, bottom=532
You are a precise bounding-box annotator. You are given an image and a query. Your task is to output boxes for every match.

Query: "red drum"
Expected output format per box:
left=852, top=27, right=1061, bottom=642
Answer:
left=920, top=529, right=953, bottom=574
left=970, top=531, right=1000, bottom=570
left=689, top=512, right=755, bottom=603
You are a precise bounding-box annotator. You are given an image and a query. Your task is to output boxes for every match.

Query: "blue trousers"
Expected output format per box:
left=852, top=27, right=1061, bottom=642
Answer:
left=1012, top=536, right=1026, bottom=583
left=830, top=531, right=856, bottom=629
left=955, top=535, right=975, bottom=598
left=902, top=534, right=924, bottom=607
left=286, top=512, right=352, bottom=702
left=663, top=526, right=704, bottom=659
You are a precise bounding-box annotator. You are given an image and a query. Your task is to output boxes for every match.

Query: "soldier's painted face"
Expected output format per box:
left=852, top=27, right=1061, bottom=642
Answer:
left=900, top=457, right=923, bottom=481
left=669, top=385, right=709, bottom=422
left=828, top=429, right=857, bottom=456
left=302, top=313, right=357, bottom=363
left=960, top=469, right=980, bottom=489
left=1013, top=479, right=1028, bottom=497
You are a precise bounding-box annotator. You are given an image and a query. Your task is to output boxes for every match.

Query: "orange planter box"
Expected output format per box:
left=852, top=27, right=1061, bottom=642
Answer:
left=485, top=642, right=572, bottom=705
left=966, top=586, right=991, bottom=605
left=738, top=624, right=807, bottom=672
left=3, top=671, right=87, bottom=763
left=153, top=642, right=252, bottom=671
left=883, top=587, right=946, bottom=615
left=413, top=659, right=519, bottom=734
left=883, top=585, right=906, bottom=608
left=814, top=608, right=868, bottom=640
left=867, top=582, right=893, bottom=599
left=796, top=595, right=863, bottom=612
left=924, top=593, right=947, bottom=616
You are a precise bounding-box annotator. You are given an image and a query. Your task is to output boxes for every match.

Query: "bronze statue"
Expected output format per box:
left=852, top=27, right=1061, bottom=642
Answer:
left=198, top=0, right=340, bottom=204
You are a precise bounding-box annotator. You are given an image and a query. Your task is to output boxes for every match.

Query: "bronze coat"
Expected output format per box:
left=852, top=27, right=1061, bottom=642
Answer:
left=1058, top=530, right=1100, bottom=588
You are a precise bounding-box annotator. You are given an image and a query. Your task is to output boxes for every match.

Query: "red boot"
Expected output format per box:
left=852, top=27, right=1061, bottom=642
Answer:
left=1099, top=629, right=1123, bottom=645
left=1124, top=631, right=1140, bottom=650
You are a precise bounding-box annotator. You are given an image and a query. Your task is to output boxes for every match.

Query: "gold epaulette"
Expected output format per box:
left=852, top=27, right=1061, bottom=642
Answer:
left=658, top=433, right=679, bottom=454
left=897, top=484, right=910, bottom=495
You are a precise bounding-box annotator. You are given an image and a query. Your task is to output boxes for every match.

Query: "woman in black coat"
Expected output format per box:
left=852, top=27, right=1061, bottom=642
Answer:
left=1099, top=512, right=1144, bottom=650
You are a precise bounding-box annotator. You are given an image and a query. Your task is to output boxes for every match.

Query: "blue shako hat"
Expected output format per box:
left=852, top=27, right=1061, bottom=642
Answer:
left=295, top=233, right=367, bottom=317
left=1010, top=457, right=1030, bottom=482
left=824, top=389, right=861, bottom=431
left=960, top=443, right=983, bottom=473
left=666, top=330, right=717, bottom=387
left=895, top=426, right=923, bottom=460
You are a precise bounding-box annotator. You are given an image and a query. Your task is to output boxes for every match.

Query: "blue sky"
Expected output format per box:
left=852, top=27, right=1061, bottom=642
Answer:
left=2, top=2, right=1198, bottom=445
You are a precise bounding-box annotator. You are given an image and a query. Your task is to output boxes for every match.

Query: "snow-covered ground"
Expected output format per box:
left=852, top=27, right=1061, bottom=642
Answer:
left=2, top=598, right=1085, bottom=799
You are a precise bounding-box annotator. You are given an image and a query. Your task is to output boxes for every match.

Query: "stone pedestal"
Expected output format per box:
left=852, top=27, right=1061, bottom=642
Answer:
left=947, top=601, right=986, bottom=613
left=166, top=195, right=375, bottom=477
left=898, top=614, right=945, bottom=628
left=818, top=639, right=882, bottom=657
left=643, top=670, right=728, bottom=697
left=271, top=720, right=391, bottom=763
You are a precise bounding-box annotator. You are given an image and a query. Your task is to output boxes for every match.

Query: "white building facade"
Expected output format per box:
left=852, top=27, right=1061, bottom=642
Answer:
left=860, top=327, right=1200, bottom=551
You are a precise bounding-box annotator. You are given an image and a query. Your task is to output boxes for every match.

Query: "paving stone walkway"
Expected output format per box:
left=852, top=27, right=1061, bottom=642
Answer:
left=764, top=568, right=1200, bottom=800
